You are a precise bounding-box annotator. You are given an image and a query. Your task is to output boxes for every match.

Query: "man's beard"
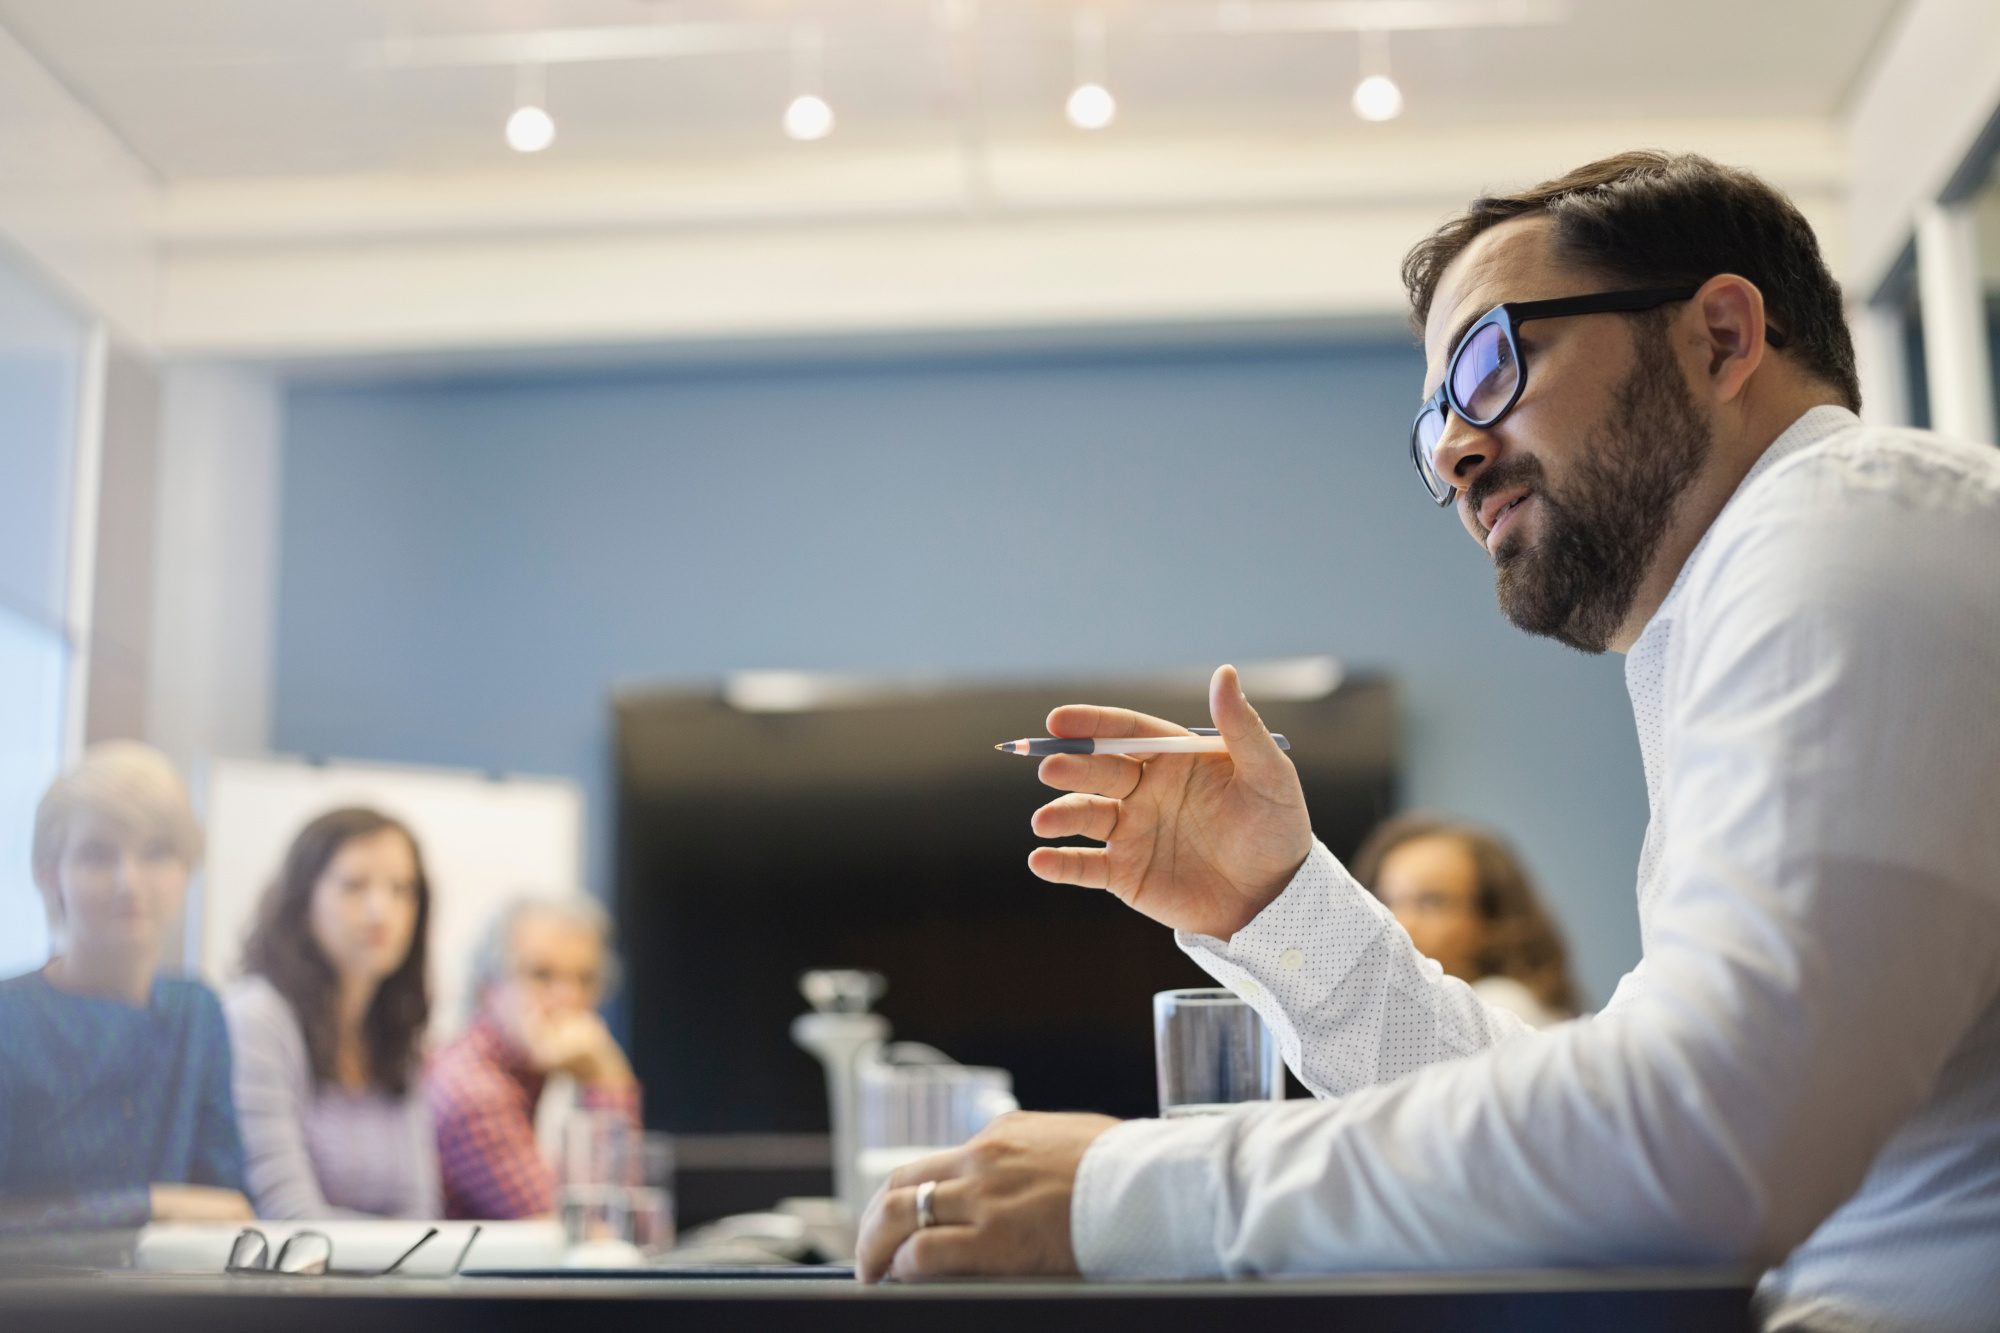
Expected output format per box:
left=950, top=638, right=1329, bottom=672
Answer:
left=1469, top=320, right=1714, bottom=654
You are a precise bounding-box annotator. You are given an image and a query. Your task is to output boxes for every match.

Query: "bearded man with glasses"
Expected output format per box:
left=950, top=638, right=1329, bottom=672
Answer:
left=855, top=151, right=2000, bottom=1332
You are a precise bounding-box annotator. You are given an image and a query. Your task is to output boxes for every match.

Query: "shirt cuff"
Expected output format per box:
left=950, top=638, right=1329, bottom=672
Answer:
left=1173, top=840, right=1394, bottom=1089
left=0, top=1187, right=153, bottom=1236
left=1072, top=1116, right=1228, bottom=1280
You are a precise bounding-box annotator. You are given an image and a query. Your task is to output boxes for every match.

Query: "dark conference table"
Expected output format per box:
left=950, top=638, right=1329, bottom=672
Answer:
left=1, top=1266, right=1757, bottom=1332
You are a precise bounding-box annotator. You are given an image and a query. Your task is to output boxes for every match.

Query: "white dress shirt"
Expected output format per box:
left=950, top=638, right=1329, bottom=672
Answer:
left=1071, top=407, right=2000, bottom=1333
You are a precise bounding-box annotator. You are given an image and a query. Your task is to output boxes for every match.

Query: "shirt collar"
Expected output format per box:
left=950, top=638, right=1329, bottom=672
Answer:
left=1642, top=402, right=1859, bottom=632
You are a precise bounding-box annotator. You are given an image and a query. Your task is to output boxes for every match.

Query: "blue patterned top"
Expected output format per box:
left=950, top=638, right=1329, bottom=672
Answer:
left=0, top=969, right=246, bottom=1232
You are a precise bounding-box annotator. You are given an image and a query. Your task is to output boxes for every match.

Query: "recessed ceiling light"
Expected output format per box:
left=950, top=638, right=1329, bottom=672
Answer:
left=783, top=93, right=835, bottom=141
left=1351, top=74, right=1403, bottom=122
left=1066, top=82, right=1117, bottom=130
left=506, top=104, right=556, bottom=152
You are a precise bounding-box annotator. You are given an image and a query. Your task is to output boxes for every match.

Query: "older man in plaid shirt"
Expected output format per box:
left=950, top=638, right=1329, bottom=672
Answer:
left=429, top=898, right=642, bottom=1220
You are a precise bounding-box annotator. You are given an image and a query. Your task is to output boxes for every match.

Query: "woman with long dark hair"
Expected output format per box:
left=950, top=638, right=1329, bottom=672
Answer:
left=223, top=807, right=440, bottom=1218
left=1349, top=813, right=1581, bottom=1026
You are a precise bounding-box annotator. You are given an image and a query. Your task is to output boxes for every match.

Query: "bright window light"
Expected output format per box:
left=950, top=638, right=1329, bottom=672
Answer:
left=1351, top=74, right=1403, bottom=122
left=506, top=104, right=556, bottom=152
left=1065, top=82, right=1117, bottom=130
left=783, top=94, right=835, bottom=141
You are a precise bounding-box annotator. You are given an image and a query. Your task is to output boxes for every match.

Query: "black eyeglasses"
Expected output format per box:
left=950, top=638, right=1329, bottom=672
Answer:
left=225, top=1224, right=477, bottom=1278
left=1409, top=286, right=1789, bottom=506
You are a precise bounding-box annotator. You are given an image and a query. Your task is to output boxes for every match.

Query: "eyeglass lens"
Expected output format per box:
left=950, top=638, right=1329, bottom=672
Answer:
left=1414, top=405, right=1450, bottom=501
left=226, top=1230, right=270, bottom=1272
left=1450, top=321, right=1518, bottom=424
left=276, top=1231, right=333, bottom=1275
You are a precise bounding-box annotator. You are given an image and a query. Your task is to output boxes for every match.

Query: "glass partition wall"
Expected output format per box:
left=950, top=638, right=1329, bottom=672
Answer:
left=0, top=248, right=92, bottom=979
left=1977, top=169, right=2000, bottom=418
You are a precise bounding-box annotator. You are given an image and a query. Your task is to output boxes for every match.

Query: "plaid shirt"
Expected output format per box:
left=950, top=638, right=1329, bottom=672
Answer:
left=426, top=1014, right=641, bottom=1220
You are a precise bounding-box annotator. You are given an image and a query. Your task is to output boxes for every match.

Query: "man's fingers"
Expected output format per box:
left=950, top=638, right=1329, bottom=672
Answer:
left=858, top=1153, right=969, bottom=1282
left=1210, top=664, right=1291, bottom=788
left=858, top=1176, right=973, bottom=1282
left=1036, top=752, right=1146, bottom=798
left=889, top=1226, right=989, bottom=1282
left=1045, top=704, right=1190, bottom=740
left=1031, top=794, right=1121, bottom=843
left=1027, top=846, right=1111, bottom=888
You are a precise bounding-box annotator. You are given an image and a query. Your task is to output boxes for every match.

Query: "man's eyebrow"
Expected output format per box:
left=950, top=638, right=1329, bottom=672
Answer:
left=1442, top=306, right=1487, bottom=367
left=1421, top=303, right=1490, bottom=399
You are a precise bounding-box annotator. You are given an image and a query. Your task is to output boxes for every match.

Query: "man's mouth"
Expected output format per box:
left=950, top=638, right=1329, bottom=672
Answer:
left=1483, top=492, right=1532, bottom=552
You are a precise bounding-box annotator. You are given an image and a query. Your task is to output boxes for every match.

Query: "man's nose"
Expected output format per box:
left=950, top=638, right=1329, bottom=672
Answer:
left=1429, top=416, right=1497, bottom=495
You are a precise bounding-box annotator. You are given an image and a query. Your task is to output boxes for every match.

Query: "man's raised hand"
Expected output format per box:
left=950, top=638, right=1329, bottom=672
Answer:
left=1027, top=664, right=1312, bottom=941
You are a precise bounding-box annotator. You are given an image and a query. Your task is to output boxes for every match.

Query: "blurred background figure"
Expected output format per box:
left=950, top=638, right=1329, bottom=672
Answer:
left=429, top=897, right=640, bottom=1220
left=225, top=807, right=440, bottom=1219
left=0, top=743, right=251, bottom=1231
left=1351, top=813, right=1581, bottom=1028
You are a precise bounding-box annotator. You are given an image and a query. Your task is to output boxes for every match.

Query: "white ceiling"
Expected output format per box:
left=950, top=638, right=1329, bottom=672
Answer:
left=0, top=0, right=1906, bottom=181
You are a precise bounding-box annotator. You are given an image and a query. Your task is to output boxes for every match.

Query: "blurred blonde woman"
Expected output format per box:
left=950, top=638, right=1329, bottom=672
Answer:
left=1350, top=812, right=1582, bottom=1027
left=0, top=743, right=252, bottom=1233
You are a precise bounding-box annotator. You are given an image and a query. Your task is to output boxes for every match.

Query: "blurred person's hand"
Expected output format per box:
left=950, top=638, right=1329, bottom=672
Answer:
left=149, top=1184, right=255, bottom=1223
left=1028, top=664, right=1313, bottom=941
left=855, top=1112, right=1118, bottom=1283
left=507, top=999, right=633, bottom=1088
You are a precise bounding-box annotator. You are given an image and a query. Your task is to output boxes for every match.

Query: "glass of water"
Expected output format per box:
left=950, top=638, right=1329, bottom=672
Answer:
left=1153, top=988, right=1284, bottom=1118
left=560, top=1110, right=634, bottom=1245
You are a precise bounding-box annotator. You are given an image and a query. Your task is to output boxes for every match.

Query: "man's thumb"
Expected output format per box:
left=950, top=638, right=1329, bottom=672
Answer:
left=1210, top=665, right=1286, bottom=777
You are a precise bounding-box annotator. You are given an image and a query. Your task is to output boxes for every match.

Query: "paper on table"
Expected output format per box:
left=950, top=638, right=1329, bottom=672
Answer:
left=136, top=1219, right=565, bottom=1275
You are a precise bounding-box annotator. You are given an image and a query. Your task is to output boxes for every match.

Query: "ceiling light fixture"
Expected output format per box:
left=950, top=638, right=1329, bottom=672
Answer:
left=783, top=23, right=835, bottom=141
left=1351, top=73, right=1402, bottom=121
left=1065, top=8, right=1116, bottom=130
left=1066, top=83, right=1116, bottom=130
left=783, top=94, right=835, bottom=141
left=1350, top=30, right=1403, bottom=122
left=506, top=63, right=556, bottom=152
left=506, top=105, right=556, bottom=152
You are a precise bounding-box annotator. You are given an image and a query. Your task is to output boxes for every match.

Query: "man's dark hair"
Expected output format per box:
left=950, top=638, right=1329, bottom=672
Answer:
left=1402, top=151, right=1860, bottom=411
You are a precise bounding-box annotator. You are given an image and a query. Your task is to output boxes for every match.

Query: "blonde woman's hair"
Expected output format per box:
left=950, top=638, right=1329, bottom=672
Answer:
left=32, top=742, right=204, bottom=915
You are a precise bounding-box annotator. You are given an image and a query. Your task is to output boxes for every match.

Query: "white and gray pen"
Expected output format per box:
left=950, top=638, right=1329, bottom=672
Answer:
left=995, top=727, right=1289, bottom=757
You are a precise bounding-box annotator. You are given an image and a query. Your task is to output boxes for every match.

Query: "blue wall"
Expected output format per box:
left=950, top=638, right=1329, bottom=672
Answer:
left=276, top=340, right=1648, bottom=1005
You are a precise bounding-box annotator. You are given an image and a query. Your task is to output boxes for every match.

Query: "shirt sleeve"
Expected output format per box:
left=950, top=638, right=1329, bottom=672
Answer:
left=432, top=1067, right=556, bottom=1220
left=0, top=1188, right=153, bottom=1237
left=190, top=987, right=248, bottom=1195
left=222, top=981, right=348, bottom=1219
left=1074, top=461, right=2000, bottom=1280
left=400, top=1075, right=444, bottom=1220
left=1172, top=841, right=1538, bottom=1097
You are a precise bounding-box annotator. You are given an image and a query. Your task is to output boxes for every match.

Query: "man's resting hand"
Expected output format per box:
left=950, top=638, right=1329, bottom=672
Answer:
left=1030, top=664, right=1312, bottom=941
left=855, top=1112, right=1119, bottom=1283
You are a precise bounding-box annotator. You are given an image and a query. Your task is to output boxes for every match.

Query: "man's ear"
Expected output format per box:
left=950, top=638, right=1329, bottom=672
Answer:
left=1690, top=273, right=1767, bottom=404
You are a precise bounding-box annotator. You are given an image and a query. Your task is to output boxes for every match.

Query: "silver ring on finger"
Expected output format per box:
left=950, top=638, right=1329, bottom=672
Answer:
left=914, top=1179, right=938, bottom=1230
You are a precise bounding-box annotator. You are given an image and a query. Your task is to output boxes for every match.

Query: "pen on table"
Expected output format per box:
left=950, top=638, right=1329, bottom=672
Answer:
left=995, top=728, right=1290, bottom=756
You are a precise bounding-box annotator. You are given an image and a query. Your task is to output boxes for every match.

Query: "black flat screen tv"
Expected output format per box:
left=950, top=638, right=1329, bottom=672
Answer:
left=616, top=675, right=1396, bottom=1134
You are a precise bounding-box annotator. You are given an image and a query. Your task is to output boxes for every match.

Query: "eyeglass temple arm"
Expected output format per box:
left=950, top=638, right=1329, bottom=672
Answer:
left=1505, top=286, right=1788, bottom=347
left=1506, top=287, right=1701, bottom=323
left=380, top=1226, right=440, bottom=1275
left=449, top=1225, right=483, bottom=1277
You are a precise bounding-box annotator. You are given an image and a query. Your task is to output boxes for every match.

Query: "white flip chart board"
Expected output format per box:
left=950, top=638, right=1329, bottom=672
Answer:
left=195, top=755, right=584, bottom=1041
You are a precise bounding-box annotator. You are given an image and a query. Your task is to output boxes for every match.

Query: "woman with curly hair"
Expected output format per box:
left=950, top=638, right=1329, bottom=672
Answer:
left=1350, top=813, right=1581, bottom=1026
